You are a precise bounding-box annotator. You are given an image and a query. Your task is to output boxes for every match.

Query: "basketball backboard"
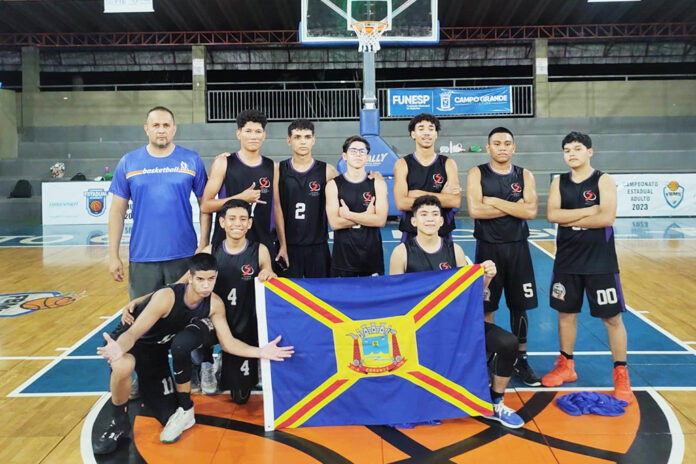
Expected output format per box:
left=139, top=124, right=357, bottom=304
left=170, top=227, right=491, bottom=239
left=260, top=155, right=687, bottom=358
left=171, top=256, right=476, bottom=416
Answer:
left=300, top=0, right=438, bottom=46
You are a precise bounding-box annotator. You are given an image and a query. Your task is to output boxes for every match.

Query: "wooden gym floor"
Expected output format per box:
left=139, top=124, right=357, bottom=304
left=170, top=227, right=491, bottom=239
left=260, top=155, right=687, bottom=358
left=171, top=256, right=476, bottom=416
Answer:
left=0, top=218, right=694, bottom=463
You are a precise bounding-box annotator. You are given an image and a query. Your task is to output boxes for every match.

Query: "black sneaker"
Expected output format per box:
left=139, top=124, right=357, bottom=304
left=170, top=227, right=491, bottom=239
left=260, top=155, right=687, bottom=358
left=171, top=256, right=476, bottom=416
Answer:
left=93, top=416, right=131, bottom=455
left=513, top=356, right=541, bottom=387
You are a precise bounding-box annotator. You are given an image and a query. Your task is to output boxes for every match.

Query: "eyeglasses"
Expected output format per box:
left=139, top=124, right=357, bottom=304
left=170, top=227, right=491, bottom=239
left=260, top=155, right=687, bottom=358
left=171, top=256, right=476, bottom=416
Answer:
left=347, top=147, right=368, bottom=155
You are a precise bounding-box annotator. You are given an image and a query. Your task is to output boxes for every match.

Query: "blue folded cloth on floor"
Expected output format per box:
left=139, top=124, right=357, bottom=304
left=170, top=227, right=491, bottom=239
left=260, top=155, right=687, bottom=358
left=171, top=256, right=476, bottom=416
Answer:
left=556, top=392, right=628, bottom=416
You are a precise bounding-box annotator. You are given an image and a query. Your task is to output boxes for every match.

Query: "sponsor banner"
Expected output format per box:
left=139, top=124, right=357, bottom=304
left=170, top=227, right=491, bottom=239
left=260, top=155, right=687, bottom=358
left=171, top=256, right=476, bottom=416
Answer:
left=104, top=0, right=153, bottom=13
left=42, top=181, right=200, bottom=225
left=615, top=173, right=696, bottom=217
left=388, top=87, right=512, bottom=117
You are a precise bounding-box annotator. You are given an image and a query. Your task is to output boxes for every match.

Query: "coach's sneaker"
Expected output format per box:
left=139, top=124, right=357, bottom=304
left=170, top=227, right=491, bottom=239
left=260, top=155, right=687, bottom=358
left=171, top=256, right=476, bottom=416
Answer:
left=541, top=355, right=578, bottom=387
left=513, top=355, right=542, bottom=387
left=484, top=397, right=524, bottom=429
left=160, top=406, right=195, bottom=444
left=93, top=414, right=131, bottom=454
left=612, top=366, right=635, bottom=404
left=201, top=361, right=217, bottom=395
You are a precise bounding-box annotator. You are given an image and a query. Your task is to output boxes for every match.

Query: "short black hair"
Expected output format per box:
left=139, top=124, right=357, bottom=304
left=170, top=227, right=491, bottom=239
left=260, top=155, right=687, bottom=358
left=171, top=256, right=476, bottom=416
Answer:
left=488, top=127, right=514, bottom=142
left=219, top=199, right=252, bottom=218
left=412, top=195, right=442, bottom=215
left=189, top=253, right=218, bottom=274
left=146, top=106, right=175, bottom=123
left=562, top=132, right=592, bottom=149
left=342, top=135, right=370, bottom=154
left=407, top=113, right=441, bottom=134
left=288, top=119, right=315, bottom=136
left=237, top=109, right=268, bottom=129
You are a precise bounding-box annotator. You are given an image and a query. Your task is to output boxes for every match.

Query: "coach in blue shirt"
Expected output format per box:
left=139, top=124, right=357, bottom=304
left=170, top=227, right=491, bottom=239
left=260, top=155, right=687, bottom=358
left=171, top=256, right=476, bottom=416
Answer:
left=108, top=106, right=211, bottom=299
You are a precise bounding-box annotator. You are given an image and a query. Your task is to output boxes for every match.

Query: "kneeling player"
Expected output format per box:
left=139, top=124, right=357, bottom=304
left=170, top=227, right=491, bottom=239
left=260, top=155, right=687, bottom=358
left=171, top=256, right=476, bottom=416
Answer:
left=390, top=195, right=524, bottom=429
left=94, top=253, right=293, bottom=454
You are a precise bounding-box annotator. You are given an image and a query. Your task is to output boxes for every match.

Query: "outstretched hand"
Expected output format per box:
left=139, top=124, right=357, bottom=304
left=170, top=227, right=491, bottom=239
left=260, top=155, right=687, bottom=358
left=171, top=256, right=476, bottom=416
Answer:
left=97, top=333, right=124, bottom=364
left=259, top=335, right=294, bottom=361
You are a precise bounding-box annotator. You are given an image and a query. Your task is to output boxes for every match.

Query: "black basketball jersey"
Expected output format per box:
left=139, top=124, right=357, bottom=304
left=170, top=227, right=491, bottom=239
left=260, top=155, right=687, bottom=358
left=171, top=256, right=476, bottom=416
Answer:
left=279, top=159, right=328, bottom=246
left=554, top=170, right=619, bottom=274
left=398, top=153, right=455, bottom=237
left=114, top=283, right=211, bottom=346
left=212, top=240, right=259, bottom=342
left=473, top=163, right=530, bottom=243
left=331, top=175, right=384, bottom=273
left=212, top=153, right=276, bottom=252
left=405, top=237, right=457, bottom=273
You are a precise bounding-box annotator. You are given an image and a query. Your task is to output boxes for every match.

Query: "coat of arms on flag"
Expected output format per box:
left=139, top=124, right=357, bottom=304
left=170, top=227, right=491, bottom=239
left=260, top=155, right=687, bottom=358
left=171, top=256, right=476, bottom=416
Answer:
left=255, top=266, right=493, bottom=430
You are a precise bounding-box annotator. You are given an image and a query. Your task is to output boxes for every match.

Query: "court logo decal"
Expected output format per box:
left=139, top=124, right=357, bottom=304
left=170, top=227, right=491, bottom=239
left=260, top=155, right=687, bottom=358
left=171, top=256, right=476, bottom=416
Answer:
left=0, top=291, right=85, bottom=317
left=663, top=181, right=684, bottom=209
left=84, top=189, right=108, bottom=217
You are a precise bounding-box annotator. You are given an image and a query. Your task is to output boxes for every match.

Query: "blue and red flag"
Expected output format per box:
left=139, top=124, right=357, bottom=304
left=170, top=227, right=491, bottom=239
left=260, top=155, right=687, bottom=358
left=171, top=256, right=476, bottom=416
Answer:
left=255, top=266, right=492, bottom=430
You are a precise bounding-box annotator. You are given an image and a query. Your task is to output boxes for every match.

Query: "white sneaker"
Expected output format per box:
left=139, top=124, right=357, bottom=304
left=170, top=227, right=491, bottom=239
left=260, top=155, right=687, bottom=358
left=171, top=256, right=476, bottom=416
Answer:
left=201, top=361, right=217, bottom=395
left=160, top=407, right=195, bottom=443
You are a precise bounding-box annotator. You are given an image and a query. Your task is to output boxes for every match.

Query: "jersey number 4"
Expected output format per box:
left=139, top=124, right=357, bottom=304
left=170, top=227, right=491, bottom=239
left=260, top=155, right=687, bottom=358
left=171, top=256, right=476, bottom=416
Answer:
left=227, top=288, right=237, bottom=306
left=240, top=360, right=250, bottom=376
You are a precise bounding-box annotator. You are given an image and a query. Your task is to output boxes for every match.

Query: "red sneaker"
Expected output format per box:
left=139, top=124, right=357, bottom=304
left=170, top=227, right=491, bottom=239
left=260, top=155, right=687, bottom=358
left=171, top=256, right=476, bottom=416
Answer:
left=541, top=355, right=578, bottom=387
left=613, top=366, right=635, bottom=404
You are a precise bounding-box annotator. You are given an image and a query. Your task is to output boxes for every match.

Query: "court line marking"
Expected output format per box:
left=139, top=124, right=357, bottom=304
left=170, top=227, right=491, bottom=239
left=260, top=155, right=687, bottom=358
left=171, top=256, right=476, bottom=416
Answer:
left=12, top=385, right=696, bottom=398
left=6, top=310, right=121, bottom=397
left=2, top=236, right=696, bottom=248
left=80, top=392, right=109, bottom=464
left=3, top=350, right=694, bottom=362
left=529, top=240, right=696, bottom=356
left=648, top=388, right=685, bottom=464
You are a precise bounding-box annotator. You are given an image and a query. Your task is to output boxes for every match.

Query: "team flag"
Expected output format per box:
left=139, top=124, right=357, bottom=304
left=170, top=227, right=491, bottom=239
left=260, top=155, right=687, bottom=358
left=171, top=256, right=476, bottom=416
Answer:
left=255, top=266, right=493, bottom=430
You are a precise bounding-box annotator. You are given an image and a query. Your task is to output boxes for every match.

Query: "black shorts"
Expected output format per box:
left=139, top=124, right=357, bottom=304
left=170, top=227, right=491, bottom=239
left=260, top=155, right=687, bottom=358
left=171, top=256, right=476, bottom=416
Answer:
left=128, top=341, right=178, bottom=425
left=550, top=272, right=626, bottom=318
left=475, top=240, right=538, bottom=312
left=219, top=352, right=258, bottom=392
left=283, top=243, right=331, bottom=278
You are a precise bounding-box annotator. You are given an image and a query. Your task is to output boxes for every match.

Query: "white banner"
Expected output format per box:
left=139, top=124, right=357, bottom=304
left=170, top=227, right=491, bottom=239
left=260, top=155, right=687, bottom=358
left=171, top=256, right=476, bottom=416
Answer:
left=42, top=181, right=200, bottom=225
left=104, top=0, right=153, bottom=13
left=615, top=173, right=696, bottom=217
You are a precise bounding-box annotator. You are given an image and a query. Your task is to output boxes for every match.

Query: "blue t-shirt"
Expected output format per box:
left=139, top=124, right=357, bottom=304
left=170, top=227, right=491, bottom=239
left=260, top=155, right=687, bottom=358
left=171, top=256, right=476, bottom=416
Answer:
left=109, top=145, right=207, bottom=262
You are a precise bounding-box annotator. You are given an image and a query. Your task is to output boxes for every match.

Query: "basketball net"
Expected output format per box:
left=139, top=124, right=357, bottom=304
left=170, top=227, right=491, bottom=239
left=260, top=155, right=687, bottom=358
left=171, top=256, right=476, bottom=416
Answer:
left=350, top=20, right=389, bottom=53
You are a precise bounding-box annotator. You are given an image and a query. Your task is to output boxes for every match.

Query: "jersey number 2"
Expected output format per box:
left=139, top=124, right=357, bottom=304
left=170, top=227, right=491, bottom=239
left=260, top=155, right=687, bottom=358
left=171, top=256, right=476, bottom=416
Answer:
left=295, top=202, right=306, bottom=220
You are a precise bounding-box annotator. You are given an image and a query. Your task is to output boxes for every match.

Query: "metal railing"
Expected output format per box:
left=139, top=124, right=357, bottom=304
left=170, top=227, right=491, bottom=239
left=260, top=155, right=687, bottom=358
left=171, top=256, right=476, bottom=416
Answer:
left=208, top=88, right=362, bottom=121
left=208, top=84, right=534, bottom=121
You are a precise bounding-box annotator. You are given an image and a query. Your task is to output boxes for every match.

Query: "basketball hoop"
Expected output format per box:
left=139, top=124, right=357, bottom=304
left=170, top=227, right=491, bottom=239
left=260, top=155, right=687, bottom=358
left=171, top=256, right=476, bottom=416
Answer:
left=350, top=20, right=389, bottom=53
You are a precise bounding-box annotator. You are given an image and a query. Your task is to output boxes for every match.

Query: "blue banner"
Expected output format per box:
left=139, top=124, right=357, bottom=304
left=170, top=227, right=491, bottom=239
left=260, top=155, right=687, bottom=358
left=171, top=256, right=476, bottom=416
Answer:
left=388, top=86, right=513, bottom=117
left=257, top=267, right=492, bottom=430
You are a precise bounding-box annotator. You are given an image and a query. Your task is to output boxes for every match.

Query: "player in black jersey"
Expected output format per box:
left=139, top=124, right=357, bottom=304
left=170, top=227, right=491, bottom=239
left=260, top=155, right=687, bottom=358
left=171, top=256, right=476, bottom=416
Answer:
left=122, top=199, right=277, bottom=403
left=542, top=132, right=634, bottom=404
left=201, top=109, right=285, bottom=272
left=390, top=195, right=524, bottom=429
left=326, top=136, right=388, bottom=277
left=277, top=119, right=339, bottom=278
left=466, top=127, right=541, bottom=386
left=94, top=253, right=292, bottom=454
left=394, top=113, right=462, bottom=241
